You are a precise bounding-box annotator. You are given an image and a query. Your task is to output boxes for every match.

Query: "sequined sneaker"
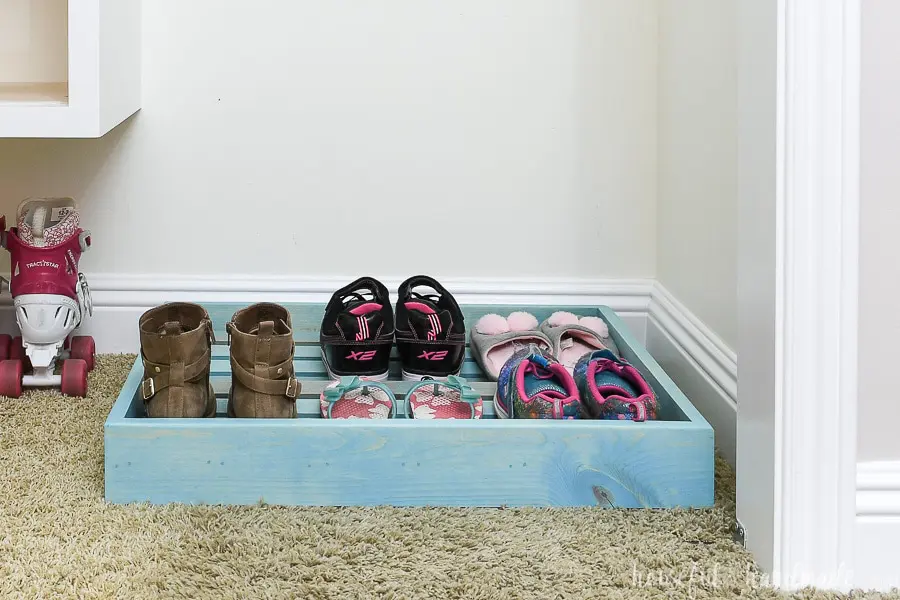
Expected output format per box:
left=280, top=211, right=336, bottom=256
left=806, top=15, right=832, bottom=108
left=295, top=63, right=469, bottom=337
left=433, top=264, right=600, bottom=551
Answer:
left=573, top=349, right=658, bottom=421
left=494, top=344, right=581, bottom=419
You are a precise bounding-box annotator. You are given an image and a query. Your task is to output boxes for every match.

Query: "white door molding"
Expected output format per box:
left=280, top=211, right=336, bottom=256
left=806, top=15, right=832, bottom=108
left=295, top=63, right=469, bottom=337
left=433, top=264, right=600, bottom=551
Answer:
left=738, top=0, right=860, bottom=590
left=776, top=0, right=860, bottom=586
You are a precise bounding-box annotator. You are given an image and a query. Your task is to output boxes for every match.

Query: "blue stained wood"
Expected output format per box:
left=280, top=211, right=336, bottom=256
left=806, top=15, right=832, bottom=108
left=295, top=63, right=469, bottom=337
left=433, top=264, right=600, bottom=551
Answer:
left=104, top=304, right=715, bottom=508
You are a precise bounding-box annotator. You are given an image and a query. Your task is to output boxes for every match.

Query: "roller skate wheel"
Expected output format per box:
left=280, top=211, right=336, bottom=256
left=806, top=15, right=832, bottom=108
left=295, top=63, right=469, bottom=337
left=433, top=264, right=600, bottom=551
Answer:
left=0, top=335, right=11, bottom=362
left=0, top=359, right=23, bottom=398
left=70, top=336, right=96, bottom=371
left=61, top=359, right=88, bottom=398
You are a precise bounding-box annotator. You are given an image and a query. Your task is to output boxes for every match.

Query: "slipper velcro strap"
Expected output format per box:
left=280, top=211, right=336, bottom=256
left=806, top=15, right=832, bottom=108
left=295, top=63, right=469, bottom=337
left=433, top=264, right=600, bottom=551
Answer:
left=141, top=347, right=211, bottom=400
left=229, top=356, right=301, bottom=398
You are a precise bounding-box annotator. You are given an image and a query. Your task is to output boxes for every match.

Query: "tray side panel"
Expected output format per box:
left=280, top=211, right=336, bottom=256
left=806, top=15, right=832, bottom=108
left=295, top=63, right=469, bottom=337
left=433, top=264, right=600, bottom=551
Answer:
left=105, top=420, right=714, bottom=507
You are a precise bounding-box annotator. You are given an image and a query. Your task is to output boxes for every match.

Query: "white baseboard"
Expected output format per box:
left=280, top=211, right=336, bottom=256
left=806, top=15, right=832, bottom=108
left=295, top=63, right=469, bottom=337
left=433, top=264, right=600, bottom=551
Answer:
left=857, top=461, right=900, bottom=517
left=854, top=516, right=900, bottom=590
left=52, top=274, right=655, bottom=353
left=854, top=462, right=900, bottom=590
left=646, top=283, right=738, bottom=465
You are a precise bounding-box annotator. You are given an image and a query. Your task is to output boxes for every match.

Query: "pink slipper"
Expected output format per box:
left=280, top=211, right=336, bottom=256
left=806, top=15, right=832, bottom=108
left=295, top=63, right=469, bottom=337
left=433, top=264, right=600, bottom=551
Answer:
left=470, top=312, right=552, bottom=380
left=539, top=312, right=620, bottom=372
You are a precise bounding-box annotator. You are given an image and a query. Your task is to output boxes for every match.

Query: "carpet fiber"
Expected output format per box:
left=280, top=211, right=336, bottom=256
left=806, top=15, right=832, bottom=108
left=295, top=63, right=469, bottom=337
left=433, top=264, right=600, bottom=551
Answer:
left=0, top=355, right=891, bottom=599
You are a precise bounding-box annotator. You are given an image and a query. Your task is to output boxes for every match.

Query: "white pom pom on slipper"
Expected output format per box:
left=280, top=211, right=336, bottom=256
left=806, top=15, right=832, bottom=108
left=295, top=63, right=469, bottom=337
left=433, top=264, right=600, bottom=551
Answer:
left=475, top=314, right=510, bottom=335
left=577, top=316, right=609, bottom=339
left=471, top=312, right=551, bottom=380
left=507, top=311, right=539, bottom=332
left=547, top=311, right=579, bottom=327
left=540, top=312, right=618, bottom=370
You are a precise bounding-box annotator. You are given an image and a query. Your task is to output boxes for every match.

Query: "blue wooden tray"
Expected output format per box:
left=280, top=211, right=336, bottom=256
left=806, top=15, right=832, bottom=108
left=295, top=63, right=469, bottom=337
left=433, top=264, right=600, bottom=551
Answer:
left=104, top=304, right=714, bottom=508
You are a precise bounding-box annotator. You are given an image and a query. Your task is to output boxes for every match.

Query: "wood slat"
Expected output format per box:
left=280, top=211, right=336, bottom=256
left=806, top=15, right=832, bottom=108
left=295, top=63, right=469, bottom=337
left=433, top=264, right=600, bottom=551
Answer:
left=206, top=396, right=499, bottom=419
left=204, top=303, right=606, bottom=345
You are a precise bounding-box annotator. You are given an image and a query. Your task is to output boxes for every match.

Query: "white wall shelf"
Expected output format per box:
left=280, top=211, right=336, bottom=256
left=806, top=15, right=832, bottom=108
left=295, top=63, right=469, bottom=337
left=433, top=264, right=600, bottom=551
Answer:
left=0, top=0, right=141, bottom=138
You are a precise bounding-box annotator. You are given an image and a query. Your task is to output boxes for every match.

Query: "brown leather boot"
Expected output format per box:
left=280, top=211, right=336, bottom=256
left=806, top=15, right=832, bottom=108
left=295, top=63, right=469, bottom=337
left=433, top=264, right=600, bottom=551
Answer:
left=227, top=303, right=300, bottom=418
left=139, top=303, right=216, bottom=418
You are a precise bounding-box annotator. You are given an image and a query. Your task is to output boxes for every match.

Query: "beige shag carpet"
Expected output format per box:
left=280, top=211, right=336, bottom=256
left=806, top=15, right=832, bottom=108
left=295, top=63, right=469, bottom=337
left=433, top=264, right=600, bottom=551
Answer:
left=0, top=355, right=892, bottom=599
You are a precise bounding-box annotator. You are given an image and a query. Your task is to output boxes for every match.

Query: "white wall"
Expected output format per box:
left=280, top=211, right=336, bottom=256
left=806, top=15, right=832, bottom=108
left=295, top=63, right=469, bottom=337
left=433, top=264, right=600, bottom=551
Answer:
left=858, top=0, right=900, bottom=461
left=656, top=0, right=738, bottom=349
left=0, top=0, right=658, bottom=280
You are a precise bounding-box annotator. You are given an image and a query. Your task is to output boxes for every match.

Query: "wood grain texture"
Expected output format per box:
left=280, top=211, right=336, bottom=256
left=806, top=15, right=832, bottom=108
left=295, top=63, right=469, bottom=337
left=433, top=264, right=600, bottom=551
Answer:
left=106, top=418, right=712, bottom=507
left=105, top=304, right=715, bottom=507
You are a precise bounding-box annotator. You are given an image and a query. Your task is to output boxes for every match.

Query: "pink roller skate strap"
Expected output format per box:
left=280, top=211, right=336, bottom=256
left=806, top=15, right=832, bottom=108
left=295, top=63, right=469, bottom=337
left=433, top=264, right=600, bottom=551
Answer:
left=406, top=375, right=483, bottom=419
left=5, top=229, right=86, bottom=299
left=320, top=377, right=395, bottom=419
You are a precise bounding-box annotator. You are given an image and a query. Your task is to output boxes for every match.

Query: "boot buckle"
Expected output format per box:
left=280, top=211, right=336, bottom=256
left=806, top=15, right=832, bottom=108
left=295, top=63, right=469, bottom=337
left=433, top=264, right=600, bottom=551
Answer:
left=141, top=378, right=156, bottom=400
left=285, top=378, right=299, bottom=398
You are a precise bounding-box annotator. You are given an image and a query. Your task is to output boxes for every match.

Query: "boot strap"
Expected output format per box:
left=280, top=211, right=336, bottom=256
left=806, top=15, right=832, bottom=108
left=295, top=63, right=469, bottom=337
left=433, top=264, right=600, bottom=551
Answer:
left=229, top=355, right=301, bottom=399
left=141, top=347, right=211, bottom=401
left=205, top=318, right=216, bottom=345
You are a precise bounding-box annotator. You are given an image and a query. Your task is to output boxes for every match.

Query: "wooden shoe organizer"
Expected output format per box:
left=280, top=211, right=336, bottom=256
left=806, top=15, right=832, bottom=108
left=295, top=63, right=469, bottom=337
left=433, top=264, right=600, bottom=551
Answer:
left=104, top=304, right=714, bottom=508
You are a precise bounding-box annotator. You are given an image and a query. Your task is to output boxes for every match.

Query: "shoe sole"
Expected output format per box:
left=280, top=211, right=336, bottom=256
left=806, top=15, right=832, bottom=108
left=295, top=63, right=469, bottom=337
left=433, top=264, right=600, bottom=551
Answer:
left=401, top=368, right=461, bottom=382
left=321, top=349, right=389, bottom=382
left=493, top=389, right=511, bottom=419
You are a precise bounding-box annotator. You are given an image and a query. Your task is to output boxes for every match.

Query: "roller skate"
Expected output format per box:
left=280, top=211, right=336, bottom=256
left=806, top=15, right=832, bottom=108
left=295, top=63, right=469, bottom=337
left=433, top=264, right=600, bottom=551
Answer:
left=0, top=198, right=94, bottom=398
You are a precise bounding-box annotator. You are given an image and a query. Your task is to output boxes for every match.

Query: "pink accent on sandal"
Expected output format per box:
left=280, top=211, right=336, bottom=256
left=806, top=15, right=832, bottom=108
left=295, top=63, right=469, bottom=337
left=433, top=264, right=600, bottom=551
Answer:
left=404, top=301, right=436, bottom=314
left=320, top=384, right=393, bottom=419
left=408, top=386, right=483, bottom=419
left=348, top=302, right=382, bottom=316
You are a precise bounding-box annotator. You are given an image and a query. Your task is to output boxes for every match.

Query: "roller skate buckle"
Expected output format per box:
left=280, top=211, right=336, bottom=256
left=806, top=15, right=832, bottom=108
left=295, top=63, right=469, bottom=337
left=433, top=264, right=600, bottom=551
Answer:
left=77, top=273, right=93, bottom=318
